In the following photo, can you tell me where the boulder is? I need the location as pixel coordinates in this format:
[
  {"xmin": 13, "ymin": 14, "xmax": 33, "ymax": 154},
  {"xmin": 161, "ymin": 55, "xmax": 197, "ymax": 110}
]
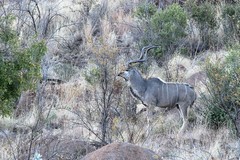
[{"xmin": 82, "ymin": 142, "xmax": 162, "ymax": 160}]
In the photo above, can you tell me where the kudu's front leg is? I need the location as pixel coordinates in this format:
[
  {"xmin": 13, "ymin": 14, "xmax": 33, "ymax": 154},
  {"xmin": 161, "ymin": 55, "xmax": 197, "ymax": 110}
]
[{"xmin": 147, "ymin": 106, "xmax": 155, "ymax": 136}]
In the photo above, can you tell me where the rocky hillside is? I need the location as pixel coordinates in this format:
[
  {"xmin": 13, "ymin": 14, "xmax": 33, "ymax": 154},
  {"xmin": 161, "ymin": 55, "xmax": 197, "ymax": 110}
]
[{"xmin": 0, "ymin": 0, "xmax": 239, "ymax": 159}]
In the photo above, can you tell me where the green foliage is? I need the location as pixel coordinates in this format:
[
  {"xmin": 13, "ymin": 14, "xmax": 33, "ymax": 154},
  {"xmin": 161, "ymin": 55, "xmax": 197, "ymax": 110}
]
[
  {"xmin": 204, "ymin": 104, "xmax": 232, "ymax": 129},
  {"xmin": 134, "ymin": 3, "xmax": 157, "ymax": 19},
  {"xmin": 202, "ymin": 46, "xmax": 240, "ymax": 130},
  {"xmin": 186, "ymin": 1, "xmax": 217, "ymax": 30},
  {"xmin": 222, "ymin": 3, "xmax": 240, "ymax": 44},
  {"xmin": 0, "ymin": 16, "xmax": 46, "ymax": 116},
  {"xmin": 140, "ymin": 4, "xmax": 187, "ymax": 57},
  {"xmin": 84, "ymin": 67, "xmax": 101, "ymax": 85},
  {"xmin": 0, "ymin": 15, "xmax": 17, "ymax": 45},
  {"xmin": 185, "ymin": 1, "xmax": 218, "ymax": 48}
]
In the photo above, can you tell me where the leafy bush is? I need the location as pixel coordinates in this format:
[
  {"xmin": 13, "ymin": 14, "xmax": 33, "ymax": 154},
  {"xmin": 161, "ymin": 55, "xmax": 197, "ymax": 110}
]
[
  {"xmin": 134, "ymin": 3, "xmax": 157, "ymax": 19},
  {"xmin": 187, "ymin": 1, "xmax": 217, "ymax": 30},
  {"xmin": 202, "ymin": 46, "xmax": 240, "ymax": 134},
  {"xmin": 222, "ymin": 3, "xmax": 240, "ymax": 44},
  {"xmin": 204, "ymin": 104, "xmax": 232, "ymax": 130},
  {"xmin": 84, "ymin": 67, "xmax": 101, "ymax": 85},
  {"xmin": 0, "ymin": 15, "xmax": 46, "ymax": 116},
  {"xmin": 150, "ymin": 4, "xmax": 187, "ymax": 57},
  {"xmin": 185, "ymin": 1, "xmax": 218, "ymax": 49}
]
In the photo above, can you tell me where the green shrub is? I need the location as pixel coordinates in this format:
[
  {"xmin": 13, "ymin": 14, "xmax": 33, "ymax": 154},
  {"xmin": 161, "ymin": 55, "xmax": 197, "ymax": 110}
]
[
  {"xmin": 135, "ymin": 3, "xmax": 188, "ymax": 59},
  {"xmin": 135, "ymin": 3, "xmax": 157, "ymax": 19},
  {"xmin": 204, "ymin": 104, "xmax": 233, "ymax": 129},
  {"xmin": 0, "ymin": 15, "xmax": 46, "ymax": 116},
  {"xmin": 150, "ymin": 4, "xmax": 187, "ymax": 57},
  {"xmin": 222, "ymin": 3, "xmax": 240, "ymax": 44},
  {"xmin": 202, "ymin": 46, "xmax": 240, "ymax": 132},
  {"xmin": 187, "ymin": 1, "xmax": 217, "ymax": 29},
  {"xmin": 84, "ymin": 67, "xmax": 101, "ymax": 85},
  {"xmin": 185, "ymin": 1, "xmax": 218, "ymax": 48}
]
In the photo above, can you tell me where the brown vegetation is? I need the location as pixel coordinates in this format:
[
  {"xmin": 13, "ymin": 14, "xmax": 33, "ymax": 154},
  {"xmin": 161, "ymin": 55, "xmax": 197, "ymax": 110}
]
[{"xmin": 0, "ymin": 0, "xmax": 239, "ymax": 159}]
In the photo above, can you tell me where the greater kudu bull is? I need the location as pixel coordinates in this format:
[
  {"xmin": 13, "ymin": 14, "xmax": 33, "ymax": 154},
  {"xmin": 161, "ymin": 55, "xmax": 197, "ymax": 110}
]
[{"xmin": 118, "ymin": 46, "xmax": 197, "ymax": 134}]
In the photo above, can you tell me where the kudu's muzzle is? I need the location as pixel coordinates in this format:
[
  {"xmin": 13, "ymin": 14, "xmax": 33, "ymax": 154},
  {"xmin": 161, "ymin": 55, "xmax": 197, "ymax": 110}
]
[
  {"xmin": 118, "ymin": 72, "xmax": 124, "ymax": 77},
  {"xmin": 118, "ymin": 71, "xmax": 128, "ymax": 81}
]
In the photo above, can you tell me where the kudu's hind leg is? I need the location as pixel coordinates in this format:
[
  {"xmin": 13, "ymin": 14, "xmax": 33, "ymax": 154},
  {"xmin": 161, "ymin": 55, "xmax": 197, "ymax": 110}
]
[{"xmin": 177, "ymin": 102, "xmax": 189, "ymax": 135}]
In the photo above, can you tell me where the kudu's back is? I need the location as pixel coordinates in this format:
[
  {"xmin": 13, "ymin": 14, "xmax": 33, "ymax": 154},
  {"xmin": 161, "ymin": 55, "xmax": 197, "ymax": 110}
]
[{"xmin": 143, "ymin": 78, "xmax": 197, "ymax": 109}]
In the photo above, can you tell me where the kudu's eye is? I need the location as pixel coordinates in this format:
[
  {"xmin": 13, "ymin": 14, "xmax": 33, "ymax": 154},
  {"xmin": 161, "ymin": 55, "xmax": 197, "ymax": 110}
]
[{"xmin": 126, "ymin": 67, "xmax": 133, "ymax": 72}]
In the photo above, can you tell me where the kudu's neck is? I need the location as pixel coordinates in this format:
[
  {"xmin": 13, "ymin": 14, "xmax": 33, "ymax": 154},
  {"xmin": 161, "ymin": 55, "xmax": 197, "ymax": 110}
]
[{"xmin": 129, "ymin": 70, "xmax": 146, "ymax": 94}]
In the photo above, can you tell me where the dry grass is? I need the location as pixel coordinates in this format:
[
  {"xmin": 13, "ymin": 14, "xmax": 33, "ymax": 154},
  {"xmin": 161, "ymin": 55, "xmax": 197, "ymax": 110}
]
[
  {"xmin": 140, "ymin": 121, "xmax": 237, "ymax": 160},
  {"xmin": 0, "ymin": 0, "xmax": 239, "ymax": 159}
]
